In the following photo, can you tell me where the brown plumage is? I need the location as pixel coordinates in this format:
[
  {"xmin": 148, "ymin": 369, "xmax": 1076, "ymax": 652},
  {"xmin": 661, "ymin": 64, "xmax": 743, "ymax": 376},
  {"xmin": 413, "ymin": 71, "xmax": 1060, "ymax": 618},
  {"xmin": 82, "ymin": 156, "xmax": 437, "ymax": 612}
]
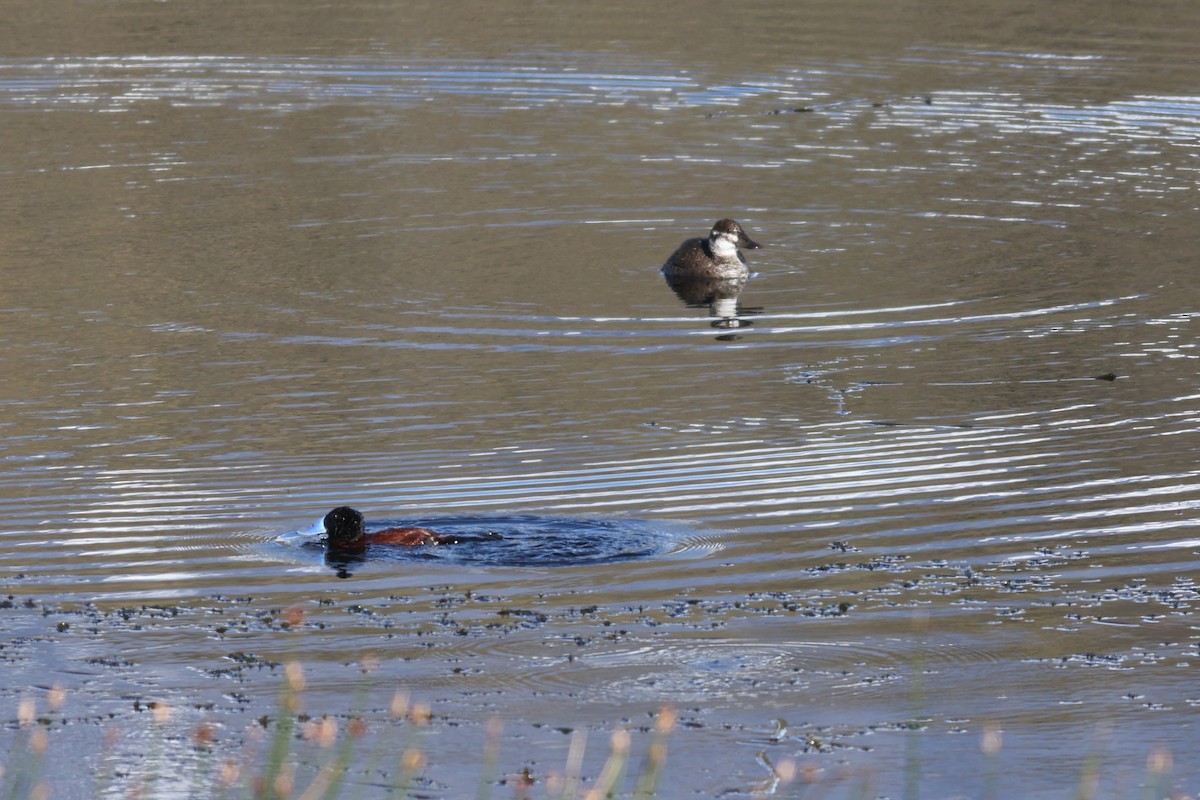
[{"xmin": 661, "ymin": 219, "xmax": 762, "ymax": 281}]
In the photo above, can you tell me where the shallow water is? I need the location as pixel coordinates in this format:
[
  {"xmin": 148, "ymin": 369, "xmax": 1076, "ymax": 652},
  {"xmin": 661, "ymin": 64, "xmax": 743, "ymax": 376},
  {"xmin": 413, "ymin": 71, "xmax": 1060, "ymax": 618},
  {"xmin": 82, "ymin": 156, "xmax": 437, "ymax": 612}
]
[{"xmin": 3, "ymin": 0, "xmax": 1200, "ymax": 797}]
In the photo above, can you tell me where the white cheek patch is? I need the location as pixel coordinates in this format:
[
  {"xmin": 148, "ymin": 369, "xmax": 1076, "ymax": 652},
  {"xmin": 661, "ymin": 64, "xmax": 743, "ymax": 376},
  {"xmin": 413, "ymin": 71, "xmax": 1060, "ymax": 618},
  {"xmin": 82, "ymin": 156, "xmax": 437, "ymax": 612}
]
[{"xmin": 711, "ymin": 235, "xmax": 739, "ymax": 256}]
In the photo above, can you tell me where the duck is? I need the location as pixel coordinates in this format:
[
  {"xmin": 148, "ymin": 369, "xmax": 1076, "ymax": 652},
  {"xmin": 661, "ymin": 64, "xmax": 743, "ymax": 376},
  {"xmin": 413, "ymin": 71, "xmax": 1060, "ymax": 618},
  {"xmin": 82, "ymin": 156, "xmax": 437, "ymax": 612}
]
[
  {"xmin": 661, "ymin": 219, "xmax": 762, "ymax": 281},
  {"xmin": 322, "ymin": 506, "xmax": 450, "ymax": 553}
]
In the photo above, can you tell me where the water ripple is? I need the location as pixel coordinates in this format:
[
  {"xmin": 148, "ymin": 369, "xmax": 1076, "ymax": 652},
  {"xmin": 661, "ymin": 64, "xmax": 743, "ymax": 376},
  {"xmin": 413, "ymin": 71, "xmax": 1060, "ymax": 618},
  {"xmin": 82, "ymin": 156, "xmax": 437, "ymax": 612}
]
[
  {"xmin": 0, "ymin": 55, "xmax": 743, "ymax": 112},
  {"xmin": 0, "ymin": 411, "xmax": 1195, "ymax": 603}
]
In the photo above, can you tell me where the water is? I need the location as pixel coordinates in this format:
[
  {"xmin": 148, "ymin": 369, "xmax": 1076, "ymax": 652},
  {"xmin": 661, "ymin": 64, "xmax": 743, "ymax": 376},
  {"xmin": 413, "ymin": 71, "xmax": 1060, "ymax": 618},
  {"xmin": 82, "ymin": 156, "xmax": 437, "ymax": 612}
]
[{"xmin": 2, "ymin": 1, "xmax": 1200, "ymax": 797}]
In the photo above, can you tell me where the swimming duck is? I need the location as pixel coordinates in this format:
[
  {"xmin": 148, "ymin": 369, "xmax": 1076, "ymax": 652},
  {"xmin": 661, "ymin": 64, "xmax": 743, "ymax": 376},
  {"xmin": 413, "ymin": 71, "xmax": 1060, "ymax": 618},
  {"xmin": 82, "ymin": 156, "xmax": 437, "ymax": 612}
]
[
  {"xmin": 322, "ymin": 506, "xmax": 449, "ymax": 553},
  {"xmin": 661, "ymin": 219, "xmax": 762, "ymax": 281}
]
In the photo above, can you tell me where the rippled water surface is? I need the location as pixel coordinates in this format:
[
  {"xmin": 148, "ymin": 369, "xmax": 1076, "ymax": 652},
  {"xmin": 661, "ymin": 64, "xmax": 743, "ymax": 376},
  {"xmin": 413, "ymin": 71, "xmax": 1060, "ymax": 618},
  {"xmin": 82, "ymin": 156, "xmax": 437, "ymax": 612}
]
[{"xmin": 3, "ymin": 1, "xmax": 1200, "ymax": 797}]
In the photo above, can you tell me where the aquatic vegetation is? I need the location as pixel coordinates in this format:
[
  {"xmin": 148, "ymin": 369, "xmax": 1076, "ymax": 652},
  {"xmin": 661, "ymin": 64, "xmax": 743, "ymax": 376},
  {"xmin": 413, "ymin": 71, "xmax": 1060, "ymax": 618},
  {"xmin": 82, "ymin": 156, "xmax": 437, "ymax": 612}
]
[
  {"xmin": 1, "ymin": 597, "xmax": 1189, "ymax": 800},
  {"xmin": 1, "ymin": 675, "xmax": 1186, "ymax": 799},
  {"xmin": 1, "ymin": 669, "xmax": 677, "ymax": 800}
]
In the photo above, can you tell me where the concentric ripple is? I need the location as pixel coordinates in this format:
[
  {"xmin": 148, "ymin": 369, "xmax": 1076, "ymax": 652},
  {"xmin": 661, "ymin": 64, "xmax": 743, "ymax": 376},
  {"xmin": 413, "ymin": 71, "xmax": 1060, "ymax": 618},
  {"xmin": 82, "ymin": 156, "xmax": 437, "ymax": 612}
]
[{"xmin": 276, "ymin": 513, "xmax": 701, "ymax": 569}]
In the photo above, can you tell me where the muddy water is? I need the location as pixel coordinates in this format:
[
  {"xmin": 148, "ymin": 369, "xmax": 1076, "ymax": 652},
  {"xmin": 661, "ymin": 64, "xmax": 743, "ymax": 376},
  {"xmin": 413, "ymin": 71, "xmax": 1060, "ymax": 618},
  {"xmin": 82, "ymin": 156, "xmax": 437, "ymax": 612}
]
[{"xmin": 3, "ymin": 0, "xmax": 1200, "ymax": 797}]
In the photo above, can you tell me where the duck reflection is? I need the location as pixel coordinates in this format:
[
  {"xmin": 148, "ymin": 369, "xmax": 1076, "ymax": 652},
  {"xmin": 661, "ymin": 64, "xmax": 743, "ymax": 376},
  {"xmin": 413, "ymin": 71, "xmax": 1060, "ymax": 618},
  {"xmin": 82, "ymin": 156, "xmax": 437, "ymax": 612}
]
[
  {"xmin": 662, "ymin": 273, "xmax": 759, "ymax": 330},
  {"xmin": 324, "ymin": 549, "xmax": 366, "ymax": 579}
]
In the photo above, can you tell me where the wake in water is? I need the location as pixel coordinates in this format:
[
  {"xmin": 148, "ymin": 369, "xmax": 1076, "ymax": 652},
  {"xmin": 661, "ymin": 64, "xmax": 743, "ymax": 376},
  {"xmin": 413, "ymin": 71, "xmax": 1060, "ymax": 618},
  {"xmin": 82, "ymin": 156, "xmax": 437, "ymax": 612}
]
[{"xmin": 277, "ymin": 513, "xmax": 701, "ymax": 574}]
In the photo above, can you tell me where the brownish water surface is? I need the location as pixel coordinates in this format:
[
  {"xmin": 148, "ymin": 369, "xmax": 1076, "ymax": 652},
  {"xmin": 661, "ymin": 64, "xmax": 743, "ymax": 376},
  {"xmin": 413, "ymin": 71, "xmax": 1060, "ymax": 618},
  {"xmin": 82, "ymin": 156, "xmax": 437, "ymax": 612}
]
[{"xmin": 3, "ymin": 1, "xmax": 1200, "ymax": 797}]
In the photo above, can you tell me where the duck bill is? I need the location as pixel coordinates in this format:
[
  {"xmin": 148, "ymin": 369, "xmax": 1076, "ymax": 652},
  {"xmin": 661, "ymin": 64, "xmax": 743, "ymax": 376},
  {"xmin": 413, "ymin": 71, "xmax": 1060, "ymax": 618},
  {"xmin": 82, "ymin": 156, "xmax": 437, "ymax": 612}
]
[{"xmin": 738, "ymin": 232, "xmax": 762, "ymax": 250}]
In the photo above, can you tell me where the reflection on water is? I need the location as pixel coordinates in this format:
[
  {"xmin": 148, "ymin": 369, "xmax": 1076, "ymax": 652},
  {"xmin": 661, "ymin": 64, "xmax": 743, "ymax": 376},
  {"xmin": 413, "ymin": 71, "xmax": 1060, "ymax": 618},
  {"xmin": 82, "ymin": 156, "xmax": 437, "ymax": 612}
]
[
  {"xmin": 662, "ymin": 273, "xmax": 760, "ymax": 332},
  {"xmin": 2, "ymin": 0, "xmax": 1200, "ymax": 796}
]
